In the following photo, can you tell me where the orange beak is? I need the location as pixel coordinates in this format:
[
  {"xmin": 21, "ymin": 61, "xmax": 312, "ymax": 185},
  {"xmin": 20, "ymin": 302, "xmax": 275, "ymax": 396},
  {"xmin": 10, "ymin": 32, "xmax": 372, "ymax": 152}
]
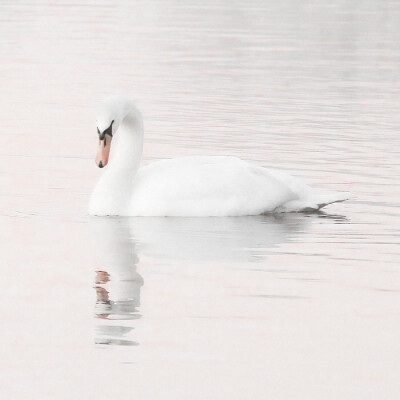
[{"xmin": 95, "ymin": 134, "xmax": 112, "ymax": 168}]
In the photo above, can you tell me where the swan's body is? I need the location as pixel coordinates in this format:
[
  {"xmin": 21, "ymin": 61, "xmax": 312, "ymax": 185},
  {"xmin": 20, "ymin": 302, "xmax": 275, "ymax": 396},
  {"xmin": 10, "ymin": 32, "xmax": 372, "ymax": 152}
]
[{"xmin": 89, "ymin": 96, "xmax": 349, "ymax": 217}]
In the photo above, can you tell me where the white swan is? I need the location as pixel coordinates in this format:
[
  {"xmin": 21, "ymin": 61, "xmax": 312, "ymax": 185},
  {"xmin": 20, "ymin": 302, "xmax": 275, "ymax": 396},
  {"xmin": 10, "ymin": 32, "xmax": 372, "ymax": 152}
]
[{"xmin": 89, "ymin": 96, "xmax": 350, "ymax": 216}]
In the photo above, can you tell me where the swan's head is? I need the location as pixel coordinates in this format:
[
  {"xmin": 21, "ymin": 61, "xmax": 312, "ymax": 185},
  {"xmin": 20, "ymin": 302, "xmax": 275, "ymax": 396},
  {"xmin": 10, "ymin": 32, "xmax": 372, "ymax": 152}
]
[{"xmin": 95, "ymin": 95, "xmax": 134, "ymax": 168}]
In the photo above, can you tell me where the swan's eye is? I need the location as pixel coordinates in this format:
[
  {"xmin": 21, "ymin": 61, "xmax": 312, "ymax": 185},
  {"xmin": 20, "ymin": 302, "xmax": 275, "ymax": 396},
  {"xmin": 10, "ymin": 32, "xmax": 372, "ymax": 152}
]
[{"xmin": 98, "ymin": 129, "xmax": 105, "ymax": 141}]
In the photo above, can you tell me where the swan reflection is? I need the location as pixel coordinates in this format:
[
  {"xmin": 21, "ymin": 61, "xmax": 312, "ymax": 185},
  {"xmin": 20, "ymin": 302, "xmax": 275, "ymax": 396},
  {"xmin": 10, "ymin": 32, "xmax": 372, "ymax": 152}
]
[
  {"xmin": 128, "ymin": 214, "xmax": 311, "ymax": 263},
  {"xmin": 91, "ymin": 214, "xmax": 312, "ymax": 346},
  {"xmin": 91, "ymin": 217, "xmax": 143, "ymax": 346}
]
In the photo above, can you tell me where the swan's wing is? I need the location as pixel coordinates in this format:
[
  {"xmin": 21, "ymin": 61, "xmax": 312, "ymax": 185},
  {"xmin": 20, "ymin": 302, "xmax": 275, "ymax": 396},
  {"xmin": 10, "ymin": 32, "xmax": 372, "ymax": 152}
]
[{"xmin": 129, "ymin": 156, "xmax": 297, "ymax": 216}]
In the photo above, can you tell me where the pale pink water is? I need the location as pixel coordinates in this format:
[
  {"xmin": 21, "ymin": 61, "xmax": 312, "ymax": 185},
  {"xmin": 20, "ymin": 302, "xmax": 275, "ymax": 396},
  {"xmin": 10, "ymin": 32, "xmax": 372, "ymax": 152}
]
[{"xmin": 0, "ymin": 1, "xmax": 399, "ymax": 399}]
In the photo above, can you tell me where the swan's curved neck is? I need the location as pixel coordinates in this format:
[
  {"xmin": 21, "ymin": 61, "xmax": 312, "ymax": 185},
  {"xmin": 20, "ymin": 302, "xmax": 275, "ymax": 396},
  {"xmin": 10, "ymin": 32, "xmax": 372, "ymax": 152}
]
[{"xmin": 109, "ymin": 107, "xmax": 144, "ymax": 175}]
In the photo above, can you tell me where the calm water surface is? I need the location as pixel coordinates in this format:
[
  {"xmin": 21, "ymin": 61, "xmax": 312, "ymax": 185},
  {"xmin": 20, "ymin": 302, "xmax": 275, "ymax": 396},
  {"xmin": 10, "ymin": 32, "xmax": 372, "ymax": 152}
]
[{"xmin": 0, "ymin": 1, "xmax": 399, "ymax": 399}]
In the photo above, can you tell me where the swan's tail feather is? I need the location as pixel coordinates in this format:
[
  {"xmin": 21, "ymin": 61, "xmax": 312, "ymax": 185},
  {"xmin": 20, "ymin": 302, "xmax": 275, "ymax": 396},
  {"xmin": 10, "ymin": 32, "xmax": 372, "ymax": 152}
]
[
  {"xmin": 276, "ymin": 192, "xmax": 351, "ymax": 213},
  {"xmin": 312, "ymin": 192, "xmax": 351, "ymax": 210}
]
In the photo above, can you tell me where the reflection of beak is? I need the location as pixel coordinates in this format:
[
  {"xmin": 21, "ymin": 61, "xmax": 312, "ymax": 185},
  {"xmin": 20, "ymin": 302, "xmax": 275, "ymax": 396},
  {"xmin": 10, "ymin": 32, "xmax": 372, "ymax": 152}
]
[{"xmin": 95, "ymin": 134, "xmax": 112, "ymax": 168}]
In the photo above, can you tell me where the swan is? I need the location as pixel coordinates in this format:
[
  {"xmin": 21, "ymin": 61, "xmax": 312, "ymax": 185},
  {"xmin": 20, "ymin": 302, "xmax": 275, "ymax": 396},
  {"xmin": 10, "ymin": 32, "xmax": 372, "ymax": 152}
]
[{"xmin": 89, "ymin": 96, "xmax": 350, "ymax": 216}]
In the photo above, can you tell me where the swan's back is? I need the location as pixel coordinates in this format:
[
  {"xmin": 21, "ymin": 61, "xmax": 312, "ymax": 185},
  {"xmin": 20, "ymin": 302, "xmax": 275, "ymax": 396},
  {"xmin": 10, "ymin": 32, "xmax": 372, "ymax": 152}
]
[{"xmin": 128, "ymin": 156, "xmax": 297, "ymax": 216}]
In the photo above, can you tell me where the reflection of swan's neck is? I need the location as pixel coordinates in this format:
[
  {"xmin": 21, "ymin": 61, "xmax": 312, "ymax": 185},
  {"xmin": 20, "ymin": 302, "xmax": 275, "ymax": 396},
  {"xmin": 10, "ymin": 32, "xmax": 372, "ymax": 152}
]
[{"xmin": 109, "ymin": 108, "xmax": 144, "ymax": 177}]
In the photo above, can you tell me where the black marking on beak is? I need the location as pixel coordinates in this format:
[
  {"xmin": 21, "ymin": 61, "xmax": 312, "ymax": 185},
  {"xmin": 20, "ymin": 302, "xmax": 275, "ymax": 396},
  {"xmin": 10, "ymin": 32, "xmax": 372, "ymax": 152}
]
[
  {"xmin": 97, "ymin": 120, "xmax": 115, "ymax": 140},
  {"xmin": 98, "ymin": 161, "xmax": 104, "ymax": 168}
]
